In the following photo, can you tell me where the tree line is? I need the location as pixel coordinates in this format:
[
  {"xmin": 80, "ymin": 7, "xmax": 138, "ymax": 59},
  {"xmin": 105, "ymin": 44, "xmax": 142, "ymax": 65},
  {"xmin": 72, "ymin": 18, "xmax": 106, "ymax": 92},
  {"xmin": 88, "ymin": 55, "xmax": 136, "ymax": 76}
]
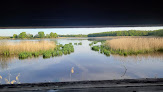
[
  {"xmin": 88, "ymin": 29, "xmax": 163, "ymax": 37},
  {"xmin": 13, "ymin": 32, "xmax": 58, "ymax": 39},
  {"xmin": 59, "ymin": 34, "xmax": 87, "ymax": 37},
  {"xmin": 12, "ymin": 29, "xmax": 163, "ymax": 38}
]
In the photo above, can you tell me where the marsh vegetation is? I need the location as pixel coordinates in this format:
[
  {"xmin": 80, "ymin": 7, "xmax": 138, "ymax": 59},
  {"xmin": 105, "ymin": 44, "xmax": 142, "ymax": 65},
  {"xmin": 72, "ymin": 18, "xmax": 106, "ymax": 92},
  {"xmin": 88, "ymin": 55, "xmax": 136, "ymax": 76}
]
[
  {"xmin": 90, "ymin": 37, "xmax": 163, "ymax": 56},
  {"xmin": 0, "ymin": 38, "xmax": 163, "ymax": 84},
  {"xmin": 0, "ymin": 41, "xmax": 56, "ymax": 55},
  {"xmin": 88, "ymin": 29, "xmax": 163, "ymax": 37},
  {"xmin": 106, "ymin": 37, "xmax": 163, "ymax": 55}
]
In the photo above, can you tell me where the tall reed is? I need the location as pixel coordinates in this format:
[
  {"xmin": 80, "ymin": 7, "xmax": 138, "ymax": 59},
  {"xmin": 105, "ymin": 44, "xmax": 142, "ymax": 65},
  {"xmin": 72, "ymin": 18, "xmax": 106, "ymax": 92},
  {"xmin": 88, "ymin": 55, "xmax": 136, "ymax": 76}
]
[
  {"xmin": 106, "ymin": 37, "xmax": 163, "ymax": 52},
  {"xmin": 0, "ymin": 41, "xmax": 56, "ymax": 55}
]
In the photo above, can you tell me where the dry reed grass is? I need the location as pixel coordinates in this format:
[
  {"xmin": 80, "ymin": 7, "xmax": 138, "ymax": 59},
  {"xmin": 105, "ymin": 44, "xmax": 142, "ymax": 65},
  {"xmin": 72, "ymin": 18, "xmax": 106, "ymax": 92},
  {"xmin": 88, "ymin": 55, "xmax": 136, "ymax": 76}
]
[
  {"xmin": 106, "ymin": 37, "xmax": 163, "ymax": 52},
  {"xmin": 0, "ymin": 41, "xmax": 56, "ymax": 54}
]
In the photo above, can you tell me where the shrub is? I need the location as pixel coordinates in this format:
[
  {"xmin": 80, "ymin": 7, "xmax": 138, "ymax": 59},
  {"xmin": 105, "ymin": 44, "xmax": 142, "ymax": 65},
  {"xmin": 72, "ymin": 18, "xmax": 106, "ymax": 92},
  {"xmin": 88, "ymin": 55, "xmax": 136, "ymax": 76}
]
[
  {"xmin": 92, "ymin": 46, "xmax": 100, "ymax": 51},
  {"xmin": 89, "ymin": 43, "xmax": 93, "ymax": 46},
  {"xmin": 19, "ymin": 52, "xmax": 32, "ymax": 59},
  {"xmin": 63, "ymin": 50, "xmax": 68, "ymax": 55},
  {"xmin": 52, "ymin": 51, "xmax": 58, "ymax": 56},
  {"xmin": 33, "ymin": 52, "xmax": 40, "ymax": 57},
  {"xmin": 58, "ymin": 51, "xmax": 63, "ymax": 56},
  {"xmin": 74, "ymin": 43, "xmax": 77, "ymax": 45},
  {"xmin": 103, "ymin": 49, "xmax": 110, "ymax": 56},
  {"xmin": 78, "ymin": 42, "xmax": 82, "ymax": 45},
  {"xmin": 43, "ymin": 51, "xmax": 52, "ymax": 58},
  {"xmin": 93, "ymin": 41, "xmax": 98, "ymax": 44}
]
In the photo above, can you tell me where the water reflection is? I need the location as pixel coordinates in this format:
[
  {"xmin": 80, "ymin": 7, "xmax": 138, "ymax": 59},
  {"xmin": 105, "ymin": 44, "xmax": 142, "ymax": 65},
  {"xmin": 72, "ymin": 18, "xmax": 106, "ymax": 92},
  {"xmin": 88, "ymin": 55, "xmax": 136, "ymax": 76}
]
[
  {"xmin": 0, "ymin": 38, "xmax": 163, "ymax": 84},
  {"xmin": 0, "ymin": 55, "xmax": 17, "ymax": 70},
  {"xmin": 113, "ymin": 52, "xmax": 163, "ymax": 62}
]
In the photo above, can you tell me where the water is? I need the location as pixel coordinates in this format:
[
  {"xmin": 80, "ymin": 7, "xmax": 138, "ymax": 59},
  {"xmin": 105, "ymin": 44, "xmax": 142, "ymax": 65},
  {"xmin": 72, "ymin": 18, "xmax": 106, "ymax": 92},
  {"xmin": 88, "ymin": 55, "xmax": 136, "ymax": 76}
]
[{"xmin": 0, "ymin": 38, "xmax": 163, "ymax": 84}]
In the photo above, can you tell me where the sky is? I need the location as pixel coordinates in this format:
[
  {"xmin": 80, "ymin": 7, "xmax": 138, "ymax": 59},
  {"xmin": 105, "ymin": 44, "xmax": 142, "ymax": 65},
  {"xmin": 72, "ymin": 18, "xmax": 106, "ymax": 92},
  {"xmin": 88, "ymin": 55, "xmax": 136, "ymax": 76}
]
[{"xmin": 0, "ymin": 26, "xmax": 163, "ymax": 36}]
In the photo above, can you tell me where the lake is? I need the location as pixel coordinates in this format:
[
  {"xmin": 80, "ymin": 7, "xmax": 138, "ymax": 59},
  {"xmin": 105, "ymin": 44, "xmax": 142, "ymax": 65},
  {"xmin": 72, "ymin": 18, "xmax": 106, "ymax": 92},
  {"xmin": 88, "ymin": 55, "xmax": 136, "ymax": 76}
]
[{"xmin": 0, "ymin": 38, "xmax": 163, "ymax": 84}]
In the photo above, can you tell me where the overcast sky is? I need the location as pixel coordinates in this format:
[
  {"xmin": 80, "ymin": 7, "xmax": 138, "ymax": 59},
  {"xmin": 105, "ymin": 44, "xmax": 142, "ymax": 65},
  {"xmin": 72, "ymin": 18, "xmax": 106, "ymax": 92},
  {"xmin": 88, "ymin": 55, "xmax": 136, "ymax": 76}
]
[{"xmin": 0, "ymin": 26, "xmax": 163, "ymax": 36}]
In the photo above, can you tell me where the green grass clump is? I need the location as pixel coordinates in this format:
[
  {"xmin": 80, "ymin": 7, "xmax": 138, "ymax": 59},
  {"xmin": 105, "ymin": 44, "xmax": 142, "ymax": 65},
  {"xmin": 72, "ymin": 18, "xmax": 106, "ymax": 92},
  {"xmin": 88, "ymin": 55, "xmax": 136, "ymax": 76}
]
[
  {"xmin": 17, "ymin": 43, "xmax": 75, "ymax": 59},
  {"xmin": 69, "ymin": 43, "xmax": 72, "ymax": 45},
  {"xmin": 19, "ymin": 52, "xmax": 32, "ymax": 59},
  {"xmin": 3, "ymin": 51, "xmax": 10, "ymax": 56},
  {"xmin": 89, "ymin": 43, "xmax": 93, "ymax": 46},
  {"xmin": 43, "ymin": 51, "xmax": 52, "ymax": 58},
  {"xmin": 91, "ymin": 45, "xmax": 110, "ymax": 56},
  {"xmin": 93, "ymin": 41, "xmax": 98, "ymax": 44},
  {"xmin": 63, "ymin": 50, "xmax": 68, "ymax": 55},
  {"xmin": 59, "ymin": 44, "xmax": 63, "ymax": 47},
  {"xmin": 103, "ymin": 49, "xmax": 110, "ymax": 56},
  {"xmin": 74, "ymin": 43, "xmax": 77, "ymax": 45},
  {"xmin": 33, "ymin": 52, "xmax": 40, "ymax": 57},
  {"xmin": 78, "ymin": 42, "xmax": 82, "ymax": 45},
  {"xmin": 123, "ymin": 52, "xmax": 128, "ymax": 56},
  {"xmin": 61, "ymin": 43, "xmax": 74, "ymax": 55},
  {"xmin": 52, "ymin": 43, "xmax": 75, "ymax": 56},
  {"xmin": 92, "ymin": 46, "xmax": 100, "ymax": 51},
  {"xmin": 52, "ymin": 51, "xmax": 58, "ymax": 57},
  {"xmin": 71, "ymin": 48, "xmax": 74, "ymax": 52},
  {"xmin": 89, "ymin": 41, "xmax": 101, "ymax": 46},
  {"xmin": 38, "ymin": 50, "xmax": 45, "ymax": 55},
  {"xmin": 58, "ymin": 51, "xmax": 63, "ymax": 56}
]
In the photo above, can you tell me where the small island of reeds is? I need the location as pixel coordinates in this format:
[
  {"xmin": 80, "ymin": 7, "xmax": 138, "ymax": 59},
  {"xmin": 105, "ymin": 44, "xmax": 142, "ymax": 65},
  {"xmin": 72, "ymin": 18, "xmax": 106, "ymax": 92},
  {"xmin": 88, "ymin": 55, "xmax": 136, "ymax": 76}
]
[
  {"xmin": 0, "ymin": 41, "xmax": 75, "ymax": 59},
  {"xmin": 91, "ymin": 37, "xmax": 163, "ymax": 56}
]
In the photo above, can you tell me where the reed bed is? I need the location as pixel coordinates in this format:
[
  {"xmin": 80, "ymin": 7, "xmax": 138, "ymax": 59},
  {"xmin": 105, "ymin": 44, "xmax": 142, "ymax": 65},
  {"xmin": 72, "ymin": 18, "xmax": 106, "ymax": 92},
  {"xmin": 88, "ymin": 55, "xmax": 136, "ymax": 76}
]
[
  {"xmin": 0, "ymin": 41, "xmax": 56, "ymax": 55},
  {"xmin": 106, "ymin": 37, "xmax": 163, "ymax": 53}
]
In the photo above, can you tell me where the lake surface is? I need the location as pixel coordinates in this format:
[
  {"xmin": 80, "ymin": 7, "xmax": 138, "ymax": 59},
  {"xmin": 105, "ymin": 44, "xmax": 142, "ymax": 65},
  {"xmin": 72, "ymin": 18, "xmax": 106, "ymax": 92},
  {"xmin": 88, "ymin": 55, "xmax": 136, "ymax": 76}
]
[{"xmin": 0, "ymin": 38, "xmax": 163, "ymax": 84}]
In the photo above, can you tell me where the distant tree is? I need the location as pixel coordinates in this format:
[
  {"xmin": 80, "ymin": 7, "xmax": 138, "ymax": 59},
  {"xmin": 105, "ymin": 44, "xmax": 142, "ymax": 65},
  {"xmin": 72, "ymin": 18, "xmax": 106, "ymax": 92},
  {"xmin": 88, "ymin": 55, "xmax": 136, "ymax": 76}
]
[
  {"xmin": 38, "ymin": 31, "xmax": 45, "ymax": 38},
  {"xmin": 46, "ymin": 34, "xmax": 50, "ymax": 38},
  {"xmin": 154, "ymin": 29, "xmax": 163, "ymax": 36},
  {"xmin": 27, "ymin": 34, "xmax": 33, "ymax": 38},
  {"xmin": 13, "ymin": 34, "xmax": 17, "ymax": 38},
  {"xmin": 19, "ymin": 32, "xmax": 27, "ymax": 39},
  {"xmin": 50, "ymin": 32, "xmax": 58, "ymax": 38}
]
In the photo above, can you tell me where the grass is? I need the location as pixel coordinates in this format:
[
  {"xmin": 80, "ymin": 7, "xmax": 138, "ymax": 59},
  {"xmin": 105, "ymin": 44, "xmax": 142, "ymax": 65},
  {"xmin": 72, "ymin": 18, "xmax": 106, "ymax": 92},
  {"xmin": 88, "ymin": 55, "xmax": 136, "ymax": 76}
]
[
  {"xmin": 90, "ymin": 41, "xmax": 111, "ymax": 56},
  {"xmin": 43, "ymin": 43, "xmax": 74, "ymax": 58},
  {"xmin": 62, "ymin": 43, "xmax": 74, "ymax": 54},
  {"xmin": 0, "ymin": 41, "xmax": 56, "ymax": 55},
  {"xmin": 93, "ymin": 41, "xmax": 98, "ymax": 44},
  {"xmin": 92, "ymin": 46, "xmax": 100, "ymax": 51},
  {"xmin": 33, "ymin": 52, "xmax": 40, "ymax": 57},
  {"xmin": 89, "ymin": 41, "xmax": 98, "ymax": 46},
  {"xmin": 74, "ymin": 43, "xmax": 77, "ymax": 45},
  {"xmin": 105, "ymin": 37, "xmax": 163, "ymax": 55},
  {"xmin": 43, "ymin": 51, "xmax": 52, "ymax": 58},
  {"xmin": 0, "ymin": 41, "xmax": 57, "ymax": 59},
  {"xmin": 19, "ymin": 52, "xmax": 32, "ymax": 59},
  {"xmin": 91, "ymin": 45, "xmax": 110, "ymax": 56},
  {"xmin": 90, "ymin": 37, "xmax": 163, "ymax": 56},
  {"xmin": 78, "ymin": 42, "xmax": 82, "ymax": 45}
]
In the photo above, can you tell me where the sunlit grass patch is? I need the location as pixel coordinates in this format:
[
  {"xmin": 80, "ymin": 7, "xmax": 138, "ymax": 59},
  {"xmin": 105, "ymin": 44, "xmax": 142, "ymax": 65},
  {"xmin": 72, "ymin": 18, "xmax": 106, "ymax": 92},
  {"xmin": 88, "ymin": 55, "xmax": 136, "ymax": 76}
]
[
  {"xmin": 0, "ymin": 41, "xmax": 56, "ymax": 55},
  {"xmin": 105, "ymin": 37, "xmax": 163, "ymax": 55}
]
